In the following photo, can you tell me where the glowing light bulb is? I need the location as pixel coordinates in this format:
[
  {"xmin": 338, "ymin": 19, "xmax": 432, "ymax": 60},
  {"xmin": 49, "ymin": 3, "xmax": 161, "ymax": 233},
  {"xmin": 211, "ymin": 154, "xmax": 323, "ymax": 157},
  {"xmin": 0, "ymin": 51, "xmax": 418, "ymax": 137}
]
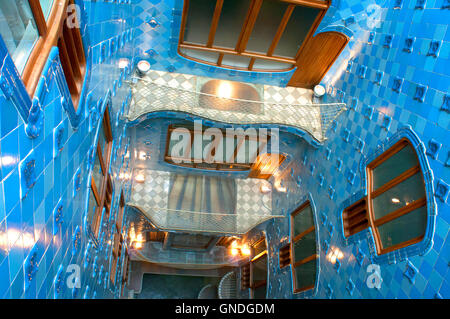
[
  {"xmin": 217, "ymin": 81, "xmax": 233, "ymax": 99},
  {"xmin": 260, "ymin": 184, "xmax": 272, "ymax": 194},
  {"xmin": 231, "ymin": 248, "xmax": 239, "ymax": 256},
  {"xmin": 135, "ymin": 173, "xmax": 145, "ymax": 183},
  {"xmin": 391, "ymin": 198, "xmax": 400, "ymax": 204},
  {"xmin": 118, "ymin": 58, "xmax": 130, "ymax": 69},
  {"xmin": 241, "ymin": 244, "xmax": 251, "ymax": 256}
]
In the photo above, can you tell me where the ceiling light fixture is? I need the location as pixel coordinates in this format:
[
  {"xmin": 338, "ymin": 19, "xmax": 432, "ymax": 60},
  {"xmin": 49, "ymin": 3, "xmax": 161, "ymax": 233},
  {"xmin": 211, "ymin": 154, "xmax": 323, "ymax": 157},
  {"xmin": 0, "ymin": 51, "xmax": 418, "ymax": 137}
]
[{"xmin": 217, "ymin": 81, "xmax": 233, "ymax": 99}]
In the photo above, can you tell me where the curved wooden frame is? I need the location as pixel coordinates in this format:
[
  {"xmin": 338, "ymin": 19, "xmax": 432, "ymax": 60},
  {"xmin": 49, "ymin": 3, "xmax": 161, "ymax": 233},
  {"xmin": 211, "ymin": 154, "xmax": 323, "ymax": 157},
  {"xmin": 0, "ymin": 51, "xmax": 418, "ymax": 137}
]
[
  {"xmin": 22, "ymin": 0, "xmax": 86, "ymax": 108},
  {"xmin": 290, "ymin": 201, "xmax": 317, "ymax": 293},
  {"xmin": 366, "ymin": 138, "xmax": 427, "ymax": 255},
  {"xmin": 342, "ymin": 139, "xmax": 428, "ymax": 255},
  {"xmin": 178, "ymin": 0, "xmax": 330, "ymax": 72}
]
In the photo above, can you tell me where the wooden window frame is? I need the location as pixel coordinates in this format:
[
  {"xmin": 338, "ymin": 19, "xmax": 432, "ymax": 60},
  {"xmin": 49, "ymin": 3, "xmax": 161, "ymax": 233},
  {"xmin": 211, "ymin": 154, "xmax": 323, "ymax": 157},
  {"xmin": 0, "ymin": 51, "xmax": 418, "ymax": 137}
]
[
  {"xmin": 290, "ymin": 201, "xmax": 317, "ymax": 293},
  {"xmin": 23, "ymin": 0, "xmax": 86, "ymax": 109},
  {"xmin": 110, "ymin": 230, "xmax": 124, "ymax": 284},
  {"xmin": 366, "ymin": 138, "xmax": 427, "ymax": 255},
  {"xmin": 90, "ymin": 106, "xmax": 114, "ymax": 239},
  {"xmin": 342, "ymin": 139, "xmax": 427, "ymax": 255},
  {"xmin": 279, "ymin": 243, "xmax": 291, "ymax": 268},
  {"xmin": 164, "ymin": 124, "xmax": 269, "ymax": 171},
  {"xmin": 178, "ymin": 0, "xmax": 330, "ymax": 72},
  {"xmin": 121, "ymin": 252, "xmax": 130, "ymax": 296},
  {"xmin": 248, "ymin": 238, "xmax": 268, "ymax": 298},
  {"xmin": 116, "ymin": 191, "xmax": 125, "ymax": 232}
]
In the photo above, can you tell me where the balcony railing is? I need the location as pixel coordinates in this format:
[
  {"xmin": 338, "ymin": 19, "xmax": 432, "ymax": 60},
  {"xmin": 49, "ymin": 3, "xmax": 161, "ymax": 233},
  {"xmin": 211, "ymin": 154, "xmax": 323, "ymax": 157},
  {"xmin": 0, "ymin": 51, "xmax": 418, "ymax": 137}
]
[
  {"xmin": 128, "ymin": 205, "xmax": 283, "ymax": 235},
  {"xmin": 127, "ymin": 72, "xmax": 346, "ymax": 143}
]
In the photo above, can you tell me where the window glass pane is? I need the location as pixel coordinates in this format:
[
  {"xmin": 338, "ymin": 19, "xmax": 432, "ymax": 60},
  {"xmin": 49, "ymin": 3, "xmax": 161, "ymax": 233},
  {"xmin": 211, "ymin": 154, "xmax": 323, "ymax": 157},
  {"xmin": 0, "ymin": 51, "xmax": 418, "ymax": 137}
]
[
  {"xmin": 294, "ymin": 259, "xmax": 316, "ymax": 291},
  {"xmin": 221, "ymin": 54, "xmax": 251, "ymax": 69},
  {"xmin": 246, "ymin": 0, "xmax": 288, "ymax": 54},
  {"xmin": 179, "ymin": 48, "xmax": 219, "ymax": 63},
  {"xmin": 293, "ymin": 205, "xmax": 314, "ymax": 237},
  {"xmin": 293, "ymin": 231, "xmax": 316, "ymax": 263},
  {"xmin": 252, "ymin": 59, "xmax": 293, "ymax": 71},
  {"xmin": 377, "ymin": 206, "xmax": 427, "ymax": 249},
  {"xmin": 39, "ymin": 0, "xmax": 54, "ymax": 20},
  {"xmin": 273, "ymin": 6, "xmax": 320, "ymax": 58},
  {"xmin": 253, "ymin": 284, "xmax": 266, "ymax": 299},
  {"xmin": 87, "ymin": 189, "xmax": 98, "ymax": 226},
  {"xmin": 252, "ymin": 254, "xmax": 267, "ymax": 283},
  {"xmin": 372, "ymin": 173, "xmax": 425, "ymax": 220},
  {"xmin": 92, "ymin": 152, "xmax": 104, "ymax": 190},
  {"xmin": 98, "ymin": 122, "xmax": 107, "ymax": 160},
  {"xmin": 0, "ymin": 1, "xmax": 39, "ymax": 73},
  {"xmin": 214, "ymin": 0, "xmax": 252, "ymax": 48},
  {"xmin": 372, "ymin": 145, "xmax": 418, "ymax": 190},
  {"xmin": 183, "ymin": 0, "xmax": 216, "ymax": 45}
]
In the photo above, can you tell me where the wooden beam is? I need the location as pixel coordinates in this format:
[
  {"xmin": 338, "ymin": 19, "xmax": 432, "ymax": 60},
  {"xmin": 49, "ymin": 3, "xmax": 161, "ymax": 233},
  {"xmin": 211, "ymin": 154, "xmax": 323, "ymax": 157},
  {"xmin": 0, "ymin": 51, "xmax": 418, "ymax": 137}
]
[
  {"xmin": 267, "ymin": 5, "xmax": 295, "ymax": 56},
  {"xmin": 280, "ymin": 0, "xmax": 329, "ymax": 10},
  {"xmin": 236, "ymin": 0, "xmax": 263, "ymax": 52},
  {"xmin": 179, "ymin": 43, "xmax": 296, "ymax": 64},
  {"xmin": 207, "ymin": 0, "xmax": 224, "ymax": 47}
]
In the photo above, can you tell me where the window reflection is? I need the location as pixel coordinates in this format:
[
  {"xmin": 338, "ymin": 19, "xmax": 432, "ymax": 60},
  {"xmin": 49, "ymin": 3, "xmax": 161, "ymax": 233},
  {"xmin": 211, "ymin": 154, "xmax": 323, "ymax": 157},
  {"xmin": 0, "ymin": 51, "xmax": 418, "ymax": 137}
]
[{"xmin": 0, "ymin": 1, "xmax": 39, "ymax": 73}]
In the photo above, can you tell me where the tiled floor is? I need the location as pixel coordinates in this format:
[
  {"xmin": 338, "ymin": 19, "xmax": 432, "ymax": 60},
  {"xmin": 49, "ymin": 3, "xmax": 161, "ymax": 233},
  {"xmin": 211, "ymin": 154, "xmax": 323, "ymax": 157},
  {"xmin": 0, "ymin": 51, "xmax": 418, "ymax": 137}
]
[{"xmin": 135, "ymin": 274, "xmax": 220, "ymax": 299}]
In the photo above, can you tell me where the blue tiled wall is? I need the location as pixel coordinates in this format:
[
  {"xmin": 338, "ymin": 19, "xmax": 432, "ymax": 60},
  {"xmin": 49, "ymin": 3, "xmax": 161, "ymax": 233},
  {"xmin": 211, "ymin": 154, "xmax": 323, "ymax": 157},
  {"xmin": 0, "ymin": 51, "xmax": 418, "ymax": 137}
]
[
  {"xmin": 260, "ymin": 0, "xmax": 450, "ymax": 299},
  {"xmin": 0, "ymin": 0, "xmax": 449, "ymax": 300},
  {"xmin": 0, "ymin": 0, "xmax": 135, "ymax": 298},
  {"xmin": 133, "ymin": 0, "xmax": 295, "ymax": 86}
]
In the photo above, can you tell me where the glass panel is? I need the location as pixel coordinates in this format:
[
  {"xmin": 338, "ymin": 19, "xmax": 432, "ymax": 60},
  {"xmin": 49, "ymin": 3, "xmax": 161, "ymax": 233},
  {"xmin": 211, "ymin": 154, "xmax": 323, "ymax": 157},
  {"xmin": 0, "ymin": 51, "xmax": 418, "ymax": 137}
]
[
  {"xmin": 253, "ymin": 284, "xmax": 266, "ymax": 299},
  {"xmin": 179, "ymin": 48, "xmax": 219, "ymax": 63},
  {"xmin": 252, "ymin": 254, "xmax": 267, "ymax": 283},
  {"xmin": 252, "ymin": 59, "xmax": 293, "ymax": 71},
  {"xmin": 39, "ymin": 0, "xmax": 54, "ymax": 20},
  {"xmin": 294, "ymin": 259, "xmax": 316, "ymax": 291},
  {"xmin": 293, "ymin": 231, "xmax": 316, "ymax": 263},
  {"xmin": 377, "ymin": 206, "xmax": 427, "ymax": 249},
  {"xmin": 372, "ymin": 145, "xmax": 418, "ymax": 190},
  {"xmin": 372, "ymin": 173, "xmax": 425, "ymax": 220},
  {"xmin": 92, "ymin": 152, "xmax": 104, "ymax": 190},
  {"xmin": 246, "ymin": 0, "xmax": 288, "ymax": 54},
  {"xmin": 293, "ymin": 205, "xmax": 314, "ymax": 237},
  {"xmin": 273, "ymin": 6, "xmax": 320, "ymax": 58},
  {"xmin": 86, "ymin": 189, "xmax": 98, "ymax": 225},
  {"xmin": 98, "ymin": 122, "xmax": 107, "ymax": 160},
  {"xmin": 0, "ymin": 1, "xmax": 39, "ymax": 73},
  {"xmin": 221, "ymin": 54, "xmax": 251, "ymax": 69},
  {"xmin": 253, "ymin": 239, "xmax": 267, "ymax": 257},
  {"xmin": 183, "ymin": 0, "xmax": 216, "ymax": 45},
  {"xmin": 214, "ymin": 0, "xmax": 252, "ymax": 48}
]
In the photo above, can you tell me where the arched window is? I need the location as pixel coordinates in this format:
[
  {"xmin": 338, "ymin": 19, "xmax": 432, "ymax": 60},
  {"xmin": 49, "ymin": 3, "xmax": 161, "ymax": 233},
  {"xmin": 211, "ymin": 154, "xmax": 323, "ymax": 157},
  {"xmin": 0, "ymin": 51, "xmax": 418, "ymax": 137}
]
[
  {"xmin": 290, "ymin": 201, "xmax": 317, "ymax": 293},
  {"xmin": 343, "ymin": 139, "xmax": 428, "ymax": 255},
  {"xmin": 0, "ymin": 0, "xmax": 86, "ymax": 107}
]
